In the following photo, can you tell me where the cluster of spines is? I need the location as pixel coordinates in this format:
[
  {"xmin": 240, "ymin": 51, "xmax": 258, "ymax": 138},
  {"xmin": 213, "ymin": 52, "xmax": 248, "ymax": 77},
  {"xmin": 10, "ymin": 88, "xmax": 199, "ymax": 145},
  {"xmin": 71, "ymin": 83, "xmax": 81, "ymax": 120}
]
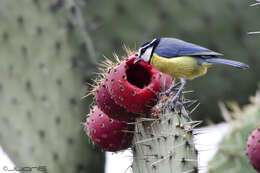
[
  {"xmin": 131, "ymin": 96, "xmax": 199, "ymax": 173},
  {"xmin": 85, "ymin": 49, "xmax": 131, "ymax": 102},
  {"xmin": 88, "ymin": 47, "xmax": 135, "ymax": 94}
]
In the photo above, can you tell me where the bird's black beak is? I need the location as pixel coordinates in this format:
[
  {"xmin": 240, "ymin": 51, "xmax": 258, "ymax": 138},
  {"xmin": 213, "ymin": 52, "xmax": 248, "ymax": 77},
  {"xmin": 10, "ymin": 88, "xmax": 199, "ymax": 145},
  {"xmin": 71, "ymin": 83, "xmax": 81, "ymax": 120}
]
[{"xmin": 134, "ymin": 57, "xmax": 142, "ymax": 64}]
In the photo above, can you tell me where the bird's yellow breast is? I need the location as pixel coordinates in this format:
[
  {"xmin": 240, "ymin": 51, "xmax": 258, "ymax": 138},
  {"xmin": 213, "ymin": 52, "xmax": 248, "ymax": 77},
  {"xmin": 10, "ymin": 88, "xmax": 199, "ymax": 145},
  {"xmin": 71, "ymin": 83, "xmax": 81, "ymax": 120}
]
[{"xmin": 150, "ymin": 54, "xmax": 211, "ymax": 80}]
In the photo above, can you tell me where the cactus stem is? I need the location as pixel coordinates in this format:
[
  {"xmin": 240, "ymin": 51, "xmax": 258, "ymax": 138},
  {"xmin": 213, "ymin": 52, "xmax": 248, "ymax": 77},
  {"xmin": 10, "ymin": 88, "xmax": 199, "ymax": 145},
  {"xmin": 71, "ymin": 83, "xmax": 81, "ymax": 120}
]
[{"xmin": 132, "ymin": 96, "xmax": 198, "ymax": 173}]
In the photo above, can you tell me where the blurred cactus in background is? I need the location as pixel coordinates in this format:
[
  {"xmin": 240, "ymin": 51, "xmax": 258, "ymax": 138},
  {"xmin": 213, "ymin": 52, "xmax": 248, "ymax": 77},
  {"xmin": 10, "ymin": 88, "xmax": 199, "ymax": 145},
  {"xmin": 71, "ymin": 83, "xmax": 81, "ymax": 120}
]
[
  {"xmin": 208, "ymin": 89, "xmax": 260, "ymax": 173},
  {"xmin": 0, "ymin": 0, "xmax": 104, "ymax": 173}
]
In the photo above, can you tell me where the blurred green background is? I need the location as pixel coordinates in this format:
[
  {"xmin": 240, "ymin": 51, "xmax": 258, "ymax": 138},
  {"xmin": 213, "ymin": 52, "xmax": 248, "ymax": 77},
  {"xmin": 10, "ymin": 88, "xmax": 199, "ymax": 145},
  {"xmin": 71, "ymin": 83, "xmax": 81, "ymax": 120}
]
[{"xmin": 0, "ymin": 0, "xmax": 259, "ymax": 172}]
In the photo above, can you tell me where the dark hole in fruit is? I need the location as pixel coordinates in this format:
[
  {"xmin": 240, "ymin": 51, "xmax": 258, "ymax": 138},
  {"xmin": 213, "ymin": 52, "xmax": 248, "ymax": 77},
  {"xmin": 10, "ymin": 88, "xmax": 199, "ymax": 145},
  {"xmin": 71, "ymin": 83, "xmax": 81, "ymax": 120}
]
[{"xmin": 126, "ymin": 62, "xmax": 151, "ymax": 88}]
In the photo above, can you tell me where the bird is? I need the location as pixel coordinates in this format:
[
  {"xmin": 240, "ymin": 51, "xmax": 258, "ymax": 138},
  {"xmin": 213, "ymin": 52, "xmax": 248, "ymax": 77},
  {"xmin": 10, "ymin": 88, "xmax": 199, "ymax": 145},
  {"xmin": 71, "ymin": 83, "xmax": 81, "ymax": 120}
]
[{"xmin": 134, "ymin": 37, "xmax": 249, "ymax": 107}]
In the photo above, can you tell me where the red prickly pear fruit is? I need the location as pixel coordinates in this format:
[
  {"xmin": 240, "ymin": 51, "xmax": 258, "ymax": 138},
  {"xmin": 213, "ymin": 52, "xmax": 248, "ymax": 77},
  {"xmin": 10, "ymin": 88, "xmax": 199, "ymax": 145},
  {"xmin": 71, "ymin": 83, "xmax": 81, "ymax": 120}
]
[
  {"xmin": 246, "ymin": 127, "xmax": 260, "ymax": 172},
  {"xmin": 94, "ymin": 81, "xmax": 137, "ymax": 122},
  {"xmin": 106, "ymin": 55, "xmax": 172, "ymax": 114},
  {"xmin": 84, "ymin": 106, "xmax": 134, "ymax": 152}
]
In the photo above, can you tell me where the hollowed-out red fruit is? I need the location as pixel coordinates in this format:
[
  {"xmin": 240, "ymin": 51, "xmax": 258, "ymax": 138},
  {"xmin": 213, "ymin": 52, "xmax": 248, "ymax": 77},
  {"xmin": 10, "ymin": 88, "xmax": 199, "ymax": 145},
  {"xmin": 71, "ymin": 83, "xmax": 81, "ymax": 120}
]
[
  {"xmin": 84, "ymin": 106, "xmax": 134, "ymax": 152},
  {"xmin": 126, "ymin": 62, "xmax": 151, "ymax": 88},
  {"xmin": 106, "ymin": 55, "xmax": 172, "ymax": 114}
]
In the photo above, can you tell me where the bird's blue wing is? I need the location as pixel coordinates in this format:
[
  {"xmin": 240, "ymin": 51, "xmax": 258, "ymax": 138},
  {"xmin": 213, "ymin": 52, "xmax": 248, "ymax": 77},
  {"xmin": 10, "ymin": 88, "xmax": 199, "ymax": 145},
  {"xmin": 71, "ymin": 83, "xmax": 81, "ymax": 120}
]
[{"xmin": 153, "ymin": 38, "xmax": 223, "ymax": 58}]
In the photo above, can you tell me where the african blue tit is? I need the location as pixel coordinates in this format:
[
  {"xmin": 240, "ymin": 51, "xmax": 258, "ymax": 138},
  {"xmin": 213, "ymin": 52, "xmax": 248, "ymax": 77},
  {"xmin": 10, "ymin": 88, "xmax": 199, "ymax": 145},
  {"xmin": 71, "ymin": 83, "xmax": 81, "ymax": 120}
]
[{"xmin": 134, "ymin": 37, "xmax": 249, "ymax": 105}]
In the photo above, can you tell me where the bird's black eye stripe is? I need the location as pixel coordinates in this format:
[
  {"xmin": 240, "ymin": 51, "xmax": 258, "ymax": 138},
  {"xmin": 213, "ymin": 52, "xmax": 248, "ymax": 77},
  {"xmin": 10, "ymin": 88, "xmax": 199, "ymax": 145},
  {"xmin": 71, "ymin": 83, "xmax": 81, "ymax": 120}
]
[
  {"xmin": 141, "ymin": 48, "xmax": 146, "ymax": 54},
  {"xmin": 139, "ymin": 38, "xmax": 160, "ymax": 57},
  {"xmin": 140, "ymin": 38, "xmax": 160, "ymax": 49},
  {"xmin": 138, "ymin": 47, "xmax": 146, "ymax": 57}
]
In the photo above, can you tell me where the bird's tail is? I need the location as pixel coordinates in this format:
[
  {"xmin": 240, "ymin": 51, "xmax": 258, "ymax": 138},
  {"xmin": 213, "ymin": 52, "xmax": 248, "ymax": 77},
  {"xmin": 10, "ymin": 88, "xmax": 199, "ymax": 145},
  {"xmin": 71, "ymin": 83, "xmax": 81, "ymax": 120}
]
[{"xmin": 205, "ymin": 58, "xmax": 249, "ymax": 69}]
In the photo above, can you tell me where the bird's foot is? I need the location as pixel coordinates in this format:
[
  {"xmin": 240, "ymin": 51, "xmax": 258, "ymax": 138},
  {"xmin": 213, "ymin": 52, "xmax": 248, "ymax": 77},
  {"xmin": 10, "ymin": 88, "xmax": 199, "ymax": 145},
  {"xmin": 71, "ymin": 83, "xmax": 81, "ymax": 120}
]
[
  {"xmin": 159, "ymin": 82, "xmax": 181, "ymax": 97},
  {"xmin": 159, "ymin": 89, "xmax": 178, "ymax": 98},
  {"xmin": 164, "ymin": 94, "xmax": 181, "ymax": 110},
  {"xmin": 164, "ymin": 95, "xmax": 192, "ymax": 120},
  {"xmin": 162, "ymin": 78, "xmax": 187, "ymax": 111}
]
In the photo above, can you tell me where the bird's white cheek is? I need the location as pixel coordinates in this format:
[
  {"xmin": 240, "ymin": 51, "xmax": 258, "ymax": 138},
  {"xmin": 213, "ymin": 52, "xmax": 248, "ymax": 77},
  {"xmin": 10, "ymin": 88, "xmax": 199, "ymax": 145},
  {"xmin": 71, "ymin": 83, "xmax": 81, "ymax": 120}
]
[{"xmin": 142, "ymin": 47, "xmax": 153, "ymax": 62}]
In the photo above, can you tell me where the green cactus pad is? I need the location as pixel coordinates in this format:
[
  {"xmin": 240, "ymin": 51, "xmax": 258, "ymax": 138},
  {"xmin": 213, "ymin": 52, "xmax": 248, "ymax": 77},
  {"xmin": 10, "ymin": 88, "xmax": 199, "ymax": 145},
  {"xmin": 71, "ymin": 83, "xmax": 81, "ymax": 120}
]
[{"xmin": 0, "ymin": 0, "xmax": 104, "ymax": 172}]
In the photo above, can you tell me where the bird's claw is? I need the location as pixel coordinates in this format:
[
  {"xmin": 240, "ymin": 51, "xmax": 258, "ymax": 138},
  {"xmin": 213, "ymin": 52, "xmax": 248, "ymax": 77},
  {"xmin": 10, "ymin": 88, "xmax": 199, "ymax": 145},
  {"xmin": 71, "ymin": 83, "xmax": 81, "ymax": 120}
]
[
  {"xmin": 161, "ymin": 78, "xmax": 187, "ymax": 111},
  {"xmin": 159, "ymin": 88, "xmax": 178, "ymax": 97},
  {"xmin": 159, "ymin": 82, "xmax": 181, "ymax": 97},
  {"xmin": 164, "ymin": 95, "xmax": 181, "ymax": 110}
]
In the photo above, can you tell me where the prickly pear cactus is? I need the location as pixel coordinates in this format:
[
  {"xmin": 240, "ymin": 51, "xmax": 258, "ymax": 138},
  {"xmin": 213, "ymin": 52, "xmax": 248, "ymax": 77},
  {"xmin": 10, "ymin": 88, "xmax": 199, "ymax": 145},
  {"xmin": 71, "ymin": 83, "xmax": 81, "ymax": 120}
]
[
  {"xmin": 0, "ymin": 1, "xmax": 103, "ymax": 173},
  {"xmin": 132, "ymin": 96, "xmax": 198, "ymax": 173},
  {"xmin": 208, "ymin": 90, "xmax": 260, "ymax": 173}
]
